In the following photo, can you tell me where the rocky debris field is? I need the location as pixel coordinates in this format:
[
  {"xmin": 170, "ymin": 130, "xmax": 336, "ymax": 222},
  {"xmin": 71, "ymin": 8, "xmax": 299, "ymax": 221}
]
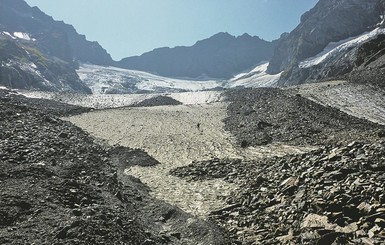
[
  {"xmin": 169, "ymin": 86, "xmax": 385, "ymax": 244},
  {"xmin": 172, "ymin": 140, "xmax": 385, "ymax": 244},
  {"xmin": 224, "ymin": 87, "xmax": 384, "ymax": 147},
  {"xmin": 0, "ymin": 89, "xmax": 230, "ymax": 245},
  {"xmin": 287, "ymin": 80, "xmax": 385, "ymax": 126}
]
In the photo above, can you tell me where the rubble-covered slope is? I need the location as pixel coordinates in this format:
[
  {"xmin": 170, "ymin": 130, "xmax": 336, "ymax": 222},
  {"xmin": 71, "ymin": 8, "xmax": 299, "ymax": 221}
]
[
  {"xmin": 172, "ymin": 141, "xmax": 385, "ymax": 244},
  {"xmin": 0, "ymin": 89, "xmax": 231, "ymax": 245},
  {"xmin": 171, "ymin": 87, "xmax": 385, "ymax": 244},
  {"xmin": 223, "ymin": 88, "xmax": 384, "ymax": 147}
]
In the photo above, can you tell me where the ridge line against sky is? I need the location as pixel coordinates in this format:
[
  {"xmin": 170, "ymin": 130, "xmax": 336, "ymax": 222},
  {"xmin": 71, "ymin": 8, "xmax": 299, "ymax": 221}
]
[{"xmin": 25, "ymin": 0, "xmax": 318, "ymax": 60}]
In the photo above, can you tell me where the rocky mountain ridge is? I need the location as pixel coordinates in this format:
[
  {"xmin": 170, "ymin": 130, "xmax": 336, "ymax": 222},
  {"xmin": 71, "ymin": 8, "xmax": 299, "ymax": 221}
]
[
  {"xmin": 117, "ymin": 32, "xmax": 276, "ymax": 79},
  {"xmin": 268, "ymin": 0, "xmax": 382, "ymax": 74},
  {"xmin": 0, "ymin": 0, "xmax": 112, "ymax": 93},
  {"xmin": 268, "ymin": 0, "xmax": 385, "ymax": 87},
  {"xmin": 0, "ymin": 0, "xmax": 113, "ymax": 65}
]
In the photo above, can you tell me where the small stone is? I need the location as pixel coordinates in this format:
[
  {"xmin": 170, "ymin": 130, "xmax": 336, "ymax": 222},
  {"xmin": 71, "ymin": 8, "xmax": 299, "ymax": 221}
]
[
  {"xmin": 58, "ymin": 132, "xmax": 68, "ymax": 138},
  {"xmin": 375, "ymin": 218, "xmax": 385, "ymax": 228},
  {"xmin": 357, "ymin": 202, "xmax": 373, "ymax": 214},
  {"xmin": 302, "ymin": 214, "xmax": 329, "ymax": 229},
  {"xmin": 170, "ymin": 232, "xmax": 181, "ymax": 240},
  {"xmin": 368, "ymin": 225, "xmax": 381, "ymax": 238},
  {"xmin": 355, "ymin": 230, "xmax": 366, "ymax": 238},
  {"xmin": 72, "ymin": 209, "xmax": 82, "ymax": 216},
  {"xmin": 56, "ymin": 226, "xmax": 71, "ymax": 239}
]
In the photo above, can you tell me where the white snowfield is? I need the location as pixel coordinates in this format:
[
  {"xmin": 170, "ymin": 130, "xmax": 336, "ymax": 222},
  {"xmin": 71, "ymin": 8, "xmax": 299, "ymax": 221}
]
[
  {"xmin": 299, "ymin": 27, "xmax": 385, "ymax": 68},
  {"xmin": 77, "ymin": 64, "xmax": 224, "ymax": 94},
  {"xmin": 225, "ymin": 62, "xmax": 281, "ymax": 88},
  {"xmin": 77, "ymin": 62, "xmax": 281, "ymax": 95}
]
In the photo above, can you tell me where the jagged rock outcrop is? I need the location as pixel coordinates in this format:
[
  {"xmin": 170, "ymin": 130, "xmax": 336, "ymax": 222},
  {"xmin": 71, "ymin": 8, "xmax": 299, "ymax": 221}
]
[
  {"xmin": 267, "ymin": 0, "xmax": 383, "ymax": 75},
  {"xmin": 117, "ymin": 32, "xmax": 276, "ymax": 79}
]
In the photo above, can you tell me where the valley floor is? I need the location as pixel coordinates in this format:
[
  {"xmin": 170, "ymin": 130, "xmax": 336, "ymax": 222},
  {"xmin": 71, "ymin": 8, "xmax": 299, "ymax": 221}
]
[
  {"xmin": 63, "ymin": 81, "xmax": 385, "ymax": 244},
  {"xmin": 4, "ymin": 80, "xmax": 385, "ymax": 244},
  {"xmin": 66, "ymin": 102, "xmax": 312, "ymax": 217}
]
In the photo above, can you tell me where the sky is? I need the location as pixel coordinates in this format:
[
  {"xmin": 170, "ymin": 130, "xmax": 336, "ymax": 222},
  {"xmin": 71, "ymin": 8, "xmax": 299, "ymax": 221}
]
[{"xmin": 24, "ymin": 0, "xmax": 318, "ymax": 60}]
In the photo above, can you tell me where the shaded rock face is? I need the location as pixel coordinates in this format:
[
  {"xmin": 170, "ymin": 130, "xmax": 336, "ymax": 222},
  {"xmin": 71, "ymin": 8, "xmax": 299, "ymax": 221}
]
[
  {"xmin": 277, "ymin": 33, "xmax": 385, "ymax": 87},
  {"xmin": 267, "ymin": 0, "xmax": 382, "ymax": 75},
  {"xmin": 355, "ymin": 34, "xmax": 385, "ymax": 70},
  {"xmin": 0, "ymin": 0, "xmax": 116, "ymax": 92},
  {"xmin": 117, "ymin": 32, "xmax": 276, "ymax": 79},
  {"xmin": 276, "ymin": 45, "xmax": 359, "ymax": 86},
  {"xmin": 0, "ymin": 35, "xmax": 91, "ymax": 93},
  {"xmin": 0, "ymin": 0, "xmax": 113, "ymax": 65}
]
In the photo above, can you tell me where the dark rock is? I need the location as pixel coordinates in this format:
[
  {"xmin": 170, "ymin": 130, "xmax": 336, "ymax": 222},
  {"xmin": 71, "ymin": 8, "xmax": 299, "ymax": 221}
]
[
  {"xmin": 316, "ymin": 232, "xmax": 343, "ymax": 245},
  {"xmin": 131, "ymin": 96, "xmax": 182, "ymax": 107}
]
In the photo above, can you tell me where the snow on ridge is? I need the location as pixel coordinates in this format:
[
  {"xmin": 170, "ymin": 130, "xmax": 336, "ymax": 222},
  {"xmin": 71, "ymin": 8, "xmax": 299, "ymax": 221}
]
[
  {"xmin": 226, "ymin": 62, "xmax": 281, "ymax": 88},
  {"xmin": 299, "ymin": 28, "xmax": 385, "ymax": 68},
  {"xmin": 1, "ymin": 31, "xmax": 16, "ymax": 39},
  {"xmin": 13, "ymin": 32, "xmax": 35, "ymax": 41},
  {"xmin": 1, "ymin": 31, "xmax": 36, "ymax": 41}
]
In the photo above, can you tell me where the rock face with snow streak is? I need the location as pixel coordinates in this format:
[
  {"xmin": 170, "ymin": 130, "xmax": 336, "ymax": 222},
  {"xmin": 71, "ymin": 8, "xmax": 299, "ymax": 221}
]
[
  {"xmin": 277, "ymin": 28, "xmax": 385, "ymax": 86},
  {"xmin": 0, "ymin": 33, "xmax": 91, "ymax": 93},
  {"xmin": 267, "ymin": 0, "xmax": 382, "ymax": 75},
  {"xmin": 0, "ymin": 0, "xmax": 113, "ymax": 93},
  {"xmin": 0, "ymin": 0, "xmax": 113, "ymax": 65}
]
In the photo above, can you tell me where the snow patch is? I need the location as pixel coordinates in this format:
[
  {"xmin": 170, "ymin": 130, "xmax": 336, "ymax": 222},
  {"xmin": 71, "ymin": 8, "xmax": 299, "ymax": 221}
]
[
  {"xmin": 13, "ymin": 32, "xmax": 35, "ymax": 41},
  {"xmin": 299, "ymin": 28, "xmax": 385, "ymax": 68},
  {"xmin": 1, "ymin": 31, "xmax": 16, "ymax": 39},
  {"xmin": 226, "ymin": 63, "xmax": 281, "ymax": 88}
]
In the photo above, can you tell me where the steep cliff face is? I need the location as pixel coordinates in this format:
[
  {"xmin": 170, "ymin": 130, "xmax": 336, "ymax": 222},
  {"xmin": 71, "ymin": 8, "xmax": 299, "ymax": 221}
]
[
  {"xmin": 267, "ymin": 0, "xmax": 382, "ymax": 75},
  {"xmin": 0, "ymin": 0, "xmax": 117, "ymax": 92},
  {"xmin": 0, "ymin": 0, "xmax": 113, "ymax": 65},
  {"xmin": 117, "ymin": 33, "xmax": 276, "ymax": 79}
]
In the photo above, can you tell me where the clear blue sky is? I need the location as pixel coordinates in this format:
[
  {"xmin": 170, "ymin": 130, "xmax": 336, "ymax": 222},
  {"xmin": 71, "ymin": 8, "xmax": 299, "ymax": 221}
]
[{"xmin": 25, "ymin": 0, "xmax": 318, "ymax": 60}]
